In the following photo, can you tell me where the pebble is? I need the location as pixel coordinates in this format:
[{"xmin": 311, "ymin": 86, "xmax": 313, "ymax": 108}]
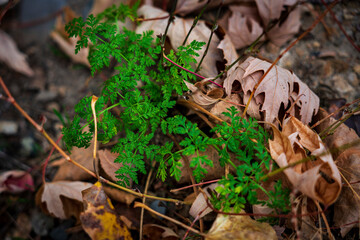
[
  {"xmin": 312, "ymin": 41, "xmax": 321, "ymax": 48},
  {"xmin": 332, "ymin": 74, "xmax": 355, "ymax": 99},
  {"xmin": 348, "ymin": 72, "xmax": 359, "ymax": 87},
  {"xmin": 0, "ymin": 121, "xmax": 18, "ymax": 135},
  {"xmin": 353, "ymin": 64, "xmax": 360, "ymax": 75},
  {"xmin": 35, "ymin": 90, "xmax": 57, "ymax": 102},
  {"xmin": 46, "ymin": 102, "xmax": 60, "ymax": 112}
]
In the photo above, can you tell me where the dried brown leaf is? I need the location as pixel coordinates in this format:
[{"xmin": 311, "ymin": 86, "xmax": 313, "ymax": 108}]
[
  {"xmin": 98, "ymin": 149, "xmax": 133, "ymax": 187},
  {"xmin": 217, "ymin": 34, "xmax": 238, "ymax": 76},
  {"xmin": 36, "ymin": 181, "xmax": 93, "ymax": 219},
  {"xmin": 227, "ymin": 6, "xmax": 264, "ymax": 49},
  {"xmin": 189, "ymin": 183, "xmax": 219, "ymax": 219},
  {"xmin": 0, "ymin": 30, "xmax": 34, "ymax": 77},
  {"xmin": 0, "ymin": 170, "xmax": 34, "ymax": 193},
  {"xmin": 255, "ymin": 0, "xmax": 284, "ymax": 26},
  {"xmin": 269, "ymin": 117, "xmax": 342, "ymax": 205},
  {"xmin": 224, "ymin": 57, "xmax": 319, "ymax": 125},
  {"xmin": 143, "ymin": 224, "xmax": 179, "ymax": 240},
  {"xmin": 206, "ymin": 213, "xmax": 277, "ymax": 240},
  {"xmin": 103, "ymin": 186, "xmax": 137, "ymax": 206}
]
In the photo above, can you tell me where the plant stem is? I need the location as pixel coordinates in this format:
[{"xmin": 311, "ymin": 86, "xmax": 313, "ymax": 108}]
[
  {"xmin": 195, "ymin": 1, "xmax": 223, "ymax": 72},
  {"xmin": 160, "ymin": 0, "xmax": 177, "ymax": 63},
  {"xmin": 181, "ymin": 0, "xmax": 210, "ymax": 46}
]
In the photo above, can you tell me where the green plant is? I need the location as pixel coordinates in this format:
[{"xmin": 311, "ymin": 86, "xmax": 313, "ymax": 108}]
[{"xmin": 63, "ymin": 2, "xmax": 290, "ymax": 213}]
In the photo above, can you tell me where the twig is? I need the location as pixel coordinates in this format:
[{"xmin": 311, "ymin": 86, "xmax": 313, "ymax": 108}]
[
  {"xmin": 160, "ymin": 0, "xmax": 177, "ymax": 63},
  {"xmin": 136, "ymin": 15, "xmax": 169, "ymax": 22},
  {"xmin": 320, "ymin": 0, "xmax": 360, "ymax": 52},
  {"xmin": 134, "ymin": 202, "xmax": 205, "ymax": 237},
  {"xmin": 195, "ymin": 1, "xmax": 223, "ymax": 72},
  {"xmin": 0, "ymin": 76, "xmax": 185, "ymax": 205},
  {"xmin": 42, "ymin": 135, "xmax": 63, "ymax": 184},
  {"xmin": 242, "ymin": 0, "xmax": 339, "ymax": 118},
  {"xmin": 139, "ymin": 161, "xmax": 156, "ymax": 240},
  {"xmin": 181, "ymin": 0, "xmax": 210, "ymax": 46},
  {"xmin": 315, "ymin": 201, "xmax": 334, "ymax": 240},
  {"xmin": 0, "ymin": 0, "xmax": 16, "ymax": 25}
]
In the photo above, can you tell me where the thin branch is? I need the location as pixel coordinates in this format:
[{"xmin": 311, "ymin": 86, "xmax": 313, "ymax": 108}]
[
  {"xmin": 134, "ymin": 202, "xmax": 205, "ymax": 237},
  {"xmin": 242, "ymin": 0, "xmax": 339, "ymax": 118},
  {"xmin": 160, "ymin": 0, "xmax": 177, "ymax": 63}
]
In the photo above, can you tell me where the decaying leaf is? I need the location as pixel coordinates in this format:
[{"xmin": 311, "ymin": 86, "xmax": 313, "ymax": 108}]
[
  {"xmin": 217, "ymin": 34, "xmax": 238, "ymax": 76},
  {"xmin": 98, "ymin": 149, "xmax": 133, "ymax": 187},
  {"xmin": 189, "ymin": 183, "xmax": 219, "ymax": 219},
  {"xmin": 80, "ymin": 181, "xmax": 132, "ymax": 240},
  {"xmin": 226, "ymin": 6, "xmax": 264, "ymax": 49},
  {"xmin": 0, "ymin": 30, "xmax": 34, "ymax": 77},
  {"xmin": 210, "ymin": 94, "xmax": 242, "ymax": 122},
  {"xmin": 315, "ymin": 109, "xmax": 360, "ymax": 236},
  {"xmin": 36, "ymin": 181, "xmax": 93, "ymax": 219},
  {"xmin": 255, "ymin": 0, "xmax": 284, "ymax": 26},
  {"xmin": 51, "ymin": 7, "xmax": 90, "ymax": 67},
  {"xmin": 103, "ymin": 185, "xmax": 137, "ymax": 206},
  {"xmin": 224, "ymin": 57, "xmax": 319, "ymax": 125},
  {"xmin": 205, "ymin": 212, "xmax": 277, "ymax": 240},
  {"xmin": 269, "ymin": 116, "xmax": 342, "ymax": 205},
  {"xmin": 175, "ymin": 0, "xmax": 240, "ymax": 16},
  {"xmin": 184, "ymin": 80, "xmax": 222, "ymax": 108},
  {"xmin": 0, "ymin": 170, "xmax": 34, "ymax": 193},
  {"xmin": 136, "ymin": 5, "xmax": 222, "ymax": 77},
  {"xmin": 142, "ymin": 224, "xmax": 179, "ymax": 240}
]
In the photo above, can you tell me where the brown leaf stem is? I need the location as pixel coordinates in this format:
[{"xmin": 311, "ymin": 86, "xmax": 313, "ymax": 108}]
[{"xmin": 242, "ymin": 0, "xmax": 339, "ymax": 119}]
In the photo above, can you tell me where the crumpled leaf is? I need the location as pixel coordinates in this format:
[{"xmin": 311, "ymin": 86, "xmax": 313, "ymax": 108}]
[
  {"xmin": 36, "ymin": 181, "xmax": 93, "ymax": 219},
  {"xmin": 142, "ymin": 224, "xmax": 179, "ymax": 240},
  {"xmin": 136, "ymin": 5, "xmax": 222, "ymax": 77},
  {"xmin": 226, "ymin": 6, "xmax": 264, "ymax": 49},
  {"xmin": 269, "ymin": 116, "xmax": 342, "ymax": 205},
  {"xmin": 0, "ymin": 30, "xmax": 34, "ymax": 77},
  {"xmin": 98, "ymin": 149, "xmax": 133, "ymax": 187},
  {"xmin": 205, "ymin": 212, "xmax": 277, "ymax": 240},
  {"xmin": 0, "ymin": 170, "xmax": 34, "ymax": 193},
  {"xmin": 315, "ymin": 109, "xmax": 360, "ymax": 236},
  {"xmin": 224, "ymin": 57, "xmax": 319, "ymax": 125},
  {"xmin": 50, "ymin": 7, "xmax": 90, "ymax": 67},
  {"xmin": 80, "ymin": 181, "xmax": 132, "ymax": 240},
  {"xmin": 184, "ymin": 80, "xmax": 222, "ymax": 108},
  {"xmin": 189, "ymin": 183, "xmax": 219, "ymax": 219}
]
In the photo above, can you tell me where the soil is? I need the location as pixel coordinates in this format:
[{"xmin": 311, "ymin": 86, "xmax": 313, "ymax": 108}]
[{"xmin": 0, "ymin": 0, "xmax": 359, "ymax": 239}]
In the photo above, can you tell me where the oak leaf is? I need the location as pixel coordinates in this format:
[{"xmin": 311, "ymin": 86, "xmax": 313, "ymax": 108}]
[
  {"xmin": 80, "ymin": 181, "xmax": 132, "ymax": 240},
  {"xmin": 224, "ymin": 57, "xmax": 319, "ymax": 125},
  {"xmin": 36, "ymin": 181, "xmax": 93, "ymax": 219}
]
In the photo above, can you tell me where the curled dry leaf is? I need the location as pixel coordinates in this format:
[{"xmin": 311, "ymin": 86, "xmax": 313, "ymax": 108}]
[
  {"xmin": 136, "ymin": 5, "xmax": 222, "ymax": 77},
  {"xmin": 269, "ymin": 116, "xmax": 342, "ymax": 205},
  {"xmin": 0, "ymin": 30, "xmax": 34, "ymax": 77},
  {"xmin": 226, "ymin": 6, "xmax": 264, "ymax": 49},
  {"xmin": 184, "ymin": 80, "xmax": 221, "ymax": 108},
  {"xmin": 80, "ymin": 181, "xmax": 132, "ymax": 240},
  {"xmin": 98, "ymin": 149, "xmax": 133, "ymax": 187},
  {"xmin": 36, "ymin": 181, "xmax": 93, "ymax": 219},
  {"xmin": 205, "ymin": 213, "xmax": 277, "ymax": 240},
  {"xmin": 189, "ymin": 183, "xmax": 219, "ymax": 219},
  {"xmin": 224, "ymin": 57, "xmax": 319, "ymax": 125},
  {"xmin": 315, "ymin": 109, "xmax": 360, "ymax": 237},
  {"xmin": 0, "ymin": 170, "xmax": 34, "ymax": 194},
  {"xmin": 142, "ymin": 224, "xmax": 179, "ymax": 240}
]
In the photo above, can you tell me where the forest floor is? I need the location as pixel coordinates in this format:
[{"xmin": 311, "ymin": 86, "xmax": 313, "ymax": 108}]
[{"xmin": 0, "ymin": 0, "xmax": 359, "ymax": 239}]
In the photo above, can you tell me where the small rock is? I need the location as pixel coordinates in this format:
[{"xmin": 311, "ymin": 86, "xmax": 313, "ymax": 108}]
[
  {"xmin": 348, "ymin": 72, "xmax": 359, "ymax": 87},
  {"xmin": 353, "ymin": 64, "xmax": 360, "ymax": 75},
  {"xmin": 46, "ymin": 102, "xmax": 60, "ymax": 112},
  {"xmin": 312, "ymin": 41, "xmax": 320, "ymax": 48},
  {"xmin": 332, "ymin": 74, "xmax": 355, "ymax": 97},
  {"xmin": 20, "ymin": 137, "xmax": 36, "ymax": 157},
  {"xmin": 343, "ymin": 9, "xmax": 354, "ymax": 20},
  {"xmin": 31, "ymin": 209, "xmax": 54, "ymax": 236},
  {"xmin": 49, "ymin": 85, "xmax": 67, "ymax": 97},
  {"xmin": 0, "ymin": 121, "xmax": 18, "ymax": 135},
  {"xmin": 35, "ymin": 90, "xmax": 57, "ymax": 102}
]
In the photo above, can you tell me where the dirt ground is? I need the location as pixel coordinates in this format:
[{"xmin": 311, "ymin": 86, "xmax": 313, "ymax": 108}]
[{"xmin": 0, "ymin": 0, "xmax": 359, "ymax": 239}]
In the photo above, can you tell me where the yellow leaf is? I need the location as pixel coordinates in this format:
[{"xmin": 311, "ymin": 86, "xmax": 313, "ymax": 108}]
[{"xmin": 80, "ymin": 181, "xmax": 132, "ymax": 240}]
